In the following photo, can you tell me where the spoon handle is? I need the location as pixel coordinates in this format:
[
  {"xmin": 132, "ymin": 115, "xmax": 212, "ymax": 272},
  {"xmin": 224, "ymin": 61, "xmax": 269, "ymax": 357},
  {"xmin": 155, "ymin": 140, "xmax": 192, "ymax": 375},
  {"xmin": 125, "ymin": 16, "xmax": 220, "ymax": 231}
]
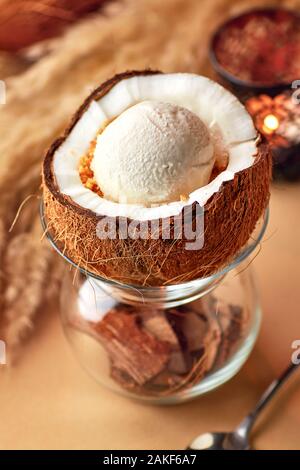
[{"xmin": 236, "ymin": 362, "xmax": 299, "ymax": 439}]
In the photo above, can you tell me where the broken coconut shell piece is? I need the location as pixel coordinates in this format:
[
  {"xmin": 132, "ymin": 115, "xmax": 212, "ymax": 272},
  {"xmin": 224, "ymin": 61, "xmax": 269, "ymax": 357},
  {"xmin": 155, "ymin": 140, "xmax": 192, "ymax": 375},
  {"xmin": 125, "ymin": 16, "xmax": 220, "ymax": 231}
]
[
  {"xmin": 68, "ymin": 300, "xmax": 245, "ymax": 396},
  {"xmin": 94, "ymin": 308, "xmax": 171, "ymax": 386},
  {"xmin": 209, "ymin": 298, "xmax": 245, "ymax": 367},
  {"xmin": 43, "ymin": 70, "xmax": 272, "ymax": 286}
]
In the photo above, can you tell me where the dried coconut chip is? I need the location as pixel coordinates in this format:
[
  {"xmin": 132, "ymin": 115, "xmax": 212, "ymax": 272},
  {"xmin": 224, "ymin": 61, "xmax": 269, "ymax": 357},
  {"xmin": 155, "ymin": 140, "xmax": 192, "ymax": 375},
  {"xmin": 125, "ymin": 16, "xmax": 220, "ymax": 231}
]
[{"xmin": 94, "ymin": 307, "xmax": 171, "ymax": 385}]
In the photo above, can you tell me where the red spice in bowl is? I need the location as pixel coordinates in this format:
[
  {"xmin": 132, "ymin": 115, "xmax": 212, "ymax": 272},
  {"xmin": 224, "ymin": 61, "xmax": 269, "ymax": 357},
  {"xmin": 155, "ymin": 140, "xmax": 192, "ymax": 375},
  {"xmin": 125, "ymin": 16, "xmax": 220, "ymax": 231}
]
[{"xmin": 211, "ymin": 8, "xmax": 300, "ymax": 88}]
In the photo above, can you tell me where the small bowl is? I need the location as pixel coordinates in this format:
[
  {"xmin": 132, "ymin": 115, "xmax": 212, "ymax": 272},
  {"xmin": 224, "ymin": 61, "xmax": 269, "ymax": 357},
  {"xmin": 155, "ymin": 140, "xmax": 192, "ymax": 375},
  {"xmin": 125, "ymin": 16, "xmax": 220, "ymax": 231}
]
[
  {"xmin": 41, "ymin": 202, "xmax": 268, "ymax": 403},
  {"xmin": 209, "ymin": 8, "xmax": 300, "ymax": 98}
]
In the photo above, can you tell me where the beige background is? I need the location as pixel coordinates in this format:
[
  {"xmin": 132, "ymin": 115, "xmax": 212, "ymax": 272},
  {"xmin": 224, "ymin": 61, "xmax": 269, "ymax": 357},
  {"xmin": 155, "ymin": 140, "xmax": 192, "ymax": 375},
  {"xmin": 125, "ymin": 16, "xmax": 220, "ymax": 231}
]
[
  {"xmin": 0, "ymin": 0, "xmax": 300, "ymax": 450},
  {"xmin": 0, "ymin": 183, "xmax": 300, "ymax": 450}
]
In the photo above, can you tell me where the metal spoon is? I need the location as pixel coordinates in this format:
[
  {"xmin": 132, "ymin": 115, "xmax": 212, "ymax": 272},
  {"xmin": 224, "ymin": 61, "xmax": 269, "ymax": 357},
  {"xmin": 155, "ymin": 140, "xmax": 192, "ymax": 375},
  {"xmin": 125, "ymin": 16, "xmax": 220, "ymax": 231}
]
[{"xmin": 188, "ymin": 362, "xmax": 299, "ymax": 450}]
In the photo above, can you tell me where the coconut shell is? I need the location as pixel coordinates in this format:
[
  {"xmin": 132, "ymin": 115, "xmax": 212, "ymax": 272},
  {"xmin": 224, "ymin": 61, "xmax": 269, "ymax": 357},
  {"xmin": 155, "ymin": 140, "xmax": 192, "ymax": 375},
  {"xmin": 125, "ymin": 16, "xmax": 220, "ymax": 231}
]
[{"xmin": 43, "ymin": 70, "xmax": 272, "ymax": 286}]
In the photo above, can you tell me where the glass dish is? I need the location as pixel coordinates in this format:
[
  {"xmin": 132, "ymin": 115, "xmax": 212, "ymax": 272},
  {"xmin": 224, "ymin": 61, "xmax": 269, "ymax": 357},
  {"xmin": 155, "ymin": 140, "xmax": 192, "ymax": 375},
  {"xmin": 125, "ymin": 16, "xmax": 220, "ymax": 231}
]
[{"xmin": 41, "ymin": 203, "xmax": 268, "ymax": 404}]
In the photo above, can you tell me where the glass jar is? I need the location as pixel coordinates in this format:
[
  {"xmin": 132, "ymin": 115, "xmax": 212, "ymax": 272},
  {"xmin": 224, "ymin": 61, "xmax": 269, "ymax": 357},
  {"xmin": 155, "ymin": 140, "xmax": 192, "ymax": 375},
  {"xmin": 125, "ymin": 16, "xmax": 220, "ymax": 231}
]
[{"xmin": 41, "ymin": 204, "xmax": 268, "ymax": 404}]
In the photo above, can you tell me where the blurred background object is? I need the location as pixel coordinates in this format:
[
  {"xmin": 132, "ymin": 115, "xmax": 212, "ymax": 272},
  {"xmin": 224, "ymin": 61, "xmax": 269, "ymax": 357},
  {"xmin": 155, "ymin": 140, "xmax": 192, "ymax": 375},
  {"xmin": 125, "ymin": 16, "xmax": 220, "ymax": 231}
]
[
  {"xmin": 246, "ymin": 93, "xmax": 300, "ymax": 181},
  {"xmin": 209, "ymin": 6, "xmax": 300, "ymax": 181},
  {"xmin": 209, "ymin": 8, "xmax": 300, "ymax": 96},
  {"xmin": 0, "ymin": 0, "xmax": 109, "ymax": 52}
]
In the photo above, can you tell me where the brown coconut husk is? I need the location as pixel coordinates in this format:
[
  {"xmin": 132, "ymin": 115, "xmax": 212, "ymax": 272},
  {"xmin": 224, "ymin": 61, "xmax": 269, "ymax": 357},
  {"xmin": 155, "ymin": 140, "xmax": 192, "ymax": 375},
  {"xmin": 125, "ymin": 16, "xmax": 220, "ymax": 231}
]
[{"xmin": 43, "ymin": 70, "xmax": 272, "ymax": 287}]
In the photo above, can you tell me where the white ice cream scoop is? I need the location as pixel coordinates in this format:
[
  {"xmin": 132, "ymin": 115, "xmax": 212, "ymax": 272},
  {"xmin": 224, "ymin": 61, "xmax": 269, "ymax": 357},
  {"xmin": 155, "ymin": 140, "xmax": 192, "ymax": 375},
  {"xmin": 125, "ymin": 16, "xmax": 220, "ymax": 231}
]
[{"xmin": 92, "ymin": 100, "xmax": 215, "ymax": 205}]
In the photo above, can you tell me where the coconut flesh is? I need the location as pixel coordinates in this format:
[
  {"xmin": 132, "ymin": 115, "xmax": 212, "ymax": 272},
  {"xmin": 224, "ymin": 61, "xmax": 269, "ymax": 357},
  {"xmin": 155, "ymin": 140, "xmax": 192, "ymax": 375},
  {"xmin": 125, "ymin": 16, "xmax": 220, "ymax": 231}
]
[
  {"xmin": 53, "ymin": 73, "xmax": 258, "ymax": 220},
  {"xmin": 44, "ymin": 71, "xmax": 271, "ymax": 285}
]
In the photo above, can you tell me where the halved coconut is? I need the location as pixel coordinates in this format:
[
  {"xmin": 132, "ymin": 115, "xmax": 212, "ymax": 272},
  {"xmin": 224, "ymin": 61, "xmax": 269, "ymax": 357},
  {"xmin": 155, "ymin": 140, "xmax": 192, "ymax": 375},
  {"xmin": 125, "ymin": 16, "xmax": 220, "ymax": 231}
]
[{"xmin": 43, "ymin": 70, "xmax": 272, "ymax": 286}]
